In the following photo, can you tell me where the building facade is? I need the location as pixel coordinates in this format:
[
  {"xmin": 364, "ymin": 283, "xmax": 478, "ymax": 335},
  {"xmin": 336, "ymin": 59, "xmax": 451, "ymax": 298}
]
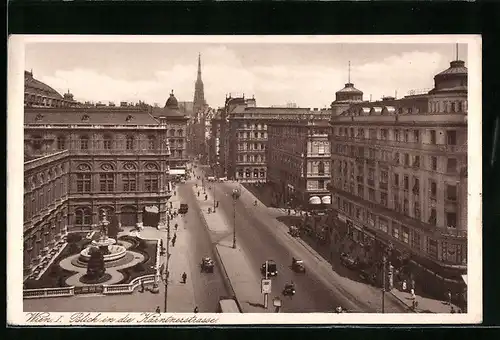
[
  {"xmin": 328, "ymin": 58, "xmax": 468, "ymax": 300},
  {"xmin": 267, "ymin": 114, "xmax": 332, "ymax": 209},
  {"xmin": 24, "ymin": 70, "xmax": 78, "ymax": 108},
  {"xmin": 23, "ymin": 76, "xmax": 189, "ymax": 281}
]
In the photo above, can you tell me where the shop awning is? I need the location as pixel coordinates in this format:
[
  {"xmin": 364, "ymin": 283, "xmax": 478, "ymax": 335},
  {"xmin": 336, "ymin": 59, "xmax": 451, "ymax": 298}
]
[
  {"xmin": 321, "ymin": 196, "xmax": 331, "ymax": 204},
  {"xmin": 309, "ymin": 196, "xmax": 321, "ymax": 205},
  {"xmin": 462, "ymin": 274, "xmax": 467, "ymax": 286},
  {"xmin": 145, "ymin": 206, "xmax": 159, "ymax": 213},
  {"xmin": 169, "ymin": 169, "xmax": 186, "ymax": 175}
]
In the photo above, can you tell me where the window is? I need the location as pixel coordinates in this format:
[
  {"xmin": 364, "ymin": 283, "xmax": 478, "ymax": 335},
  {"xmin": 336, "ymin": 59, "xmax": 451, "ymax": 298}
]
[
  {"xmin": 126, "ymin": 136, "xmax": 134, "ymax": 150},
  {"xmin": 368, "ymin": 188, "xmax": 375, "ymax": 201},
  {"xmin": 381, "ymin": 192, "xmax": 388, "ymax": 207},
  {"xmin": 318, "ymin": 161, "xmax": 325, "ymax": 175},
  {"xmin": 318, "ymin": 144, "xmax": 325, "ymax": 155},
  {"xmin": 148, "ymin": 136, "xmax": 156, "ymax": 150},
  {"xmin": 403, "ymin": 199, "xmax": 409, "ymax": 215},
  {"xmin": 103, "ymin": 135, "xmax": 112, "ymax": 150},
  {"xmin": 411, "ymin": 232, "xmax": 421, "ymax": 249},
  {"xmin": 404, "ymin": 175, "xmax": 409, "ymax": 190},
  {"xmin": 431, "ymin": 156, "xmax": 437, "ymax": 171},
  {"xmin": 447, "ymin": 158, "xmax": 457, "ymax": 173},
  {"xmin": 123, "ymin": 173, "xmax": 137, "ymax": 192},
  {"xmin": 33, "ymin": 136, "xmax": 43, "ymax": 151},
  {"xmin": 369, "ymin": 129, "xmax": 377, "ymax": 139},
  {"xmin": 75, "ymin": 208, "xmax": 92, "ymax": 226},
  {"xmin": 392, "ymin": 224, "xmax": 400, "ymax": 239},
  {"xmin": 394, "ymin": 152, "xmax": 400, "ymax": 164},
  {"xmin": 177, "ymin": 129, "xmax": 183, "ymax": 137},
  {"xmin": 413, "ymin": 155, "xmax": 420, "ymax": 168},
  {"xmin": 401, "ymin": 226, "xmax": 409, "ymax": 243},
  {"xmin": 429, "ymin": 208, "xmax": 437, "ymax": 225},
  {"xmin": 57, "ymin": 136, "xmax": 66, "ymax": 150},
  {"xmin": 444, "ymin": 130, "xmax": 458, "ymax": 146},
  {"xmin": 381, "ymin": 170, "xmax": 388, "ymax": 183},
  {"xmin": 381, "ymin": 129, "xmax": 388, "ymax": 140},
  {"xmin": 393, "ymin": 173, "xmax": 399, "ymax": 187},
  {"xmin": 80, "ymin": 135, "xmax": 89, "ymax": 150},
  {"xmin": 430, "ymin": 130, "xmax": 436, "ymax": 144},
  {"xmin": 318, "ymin": 180, "xmax": 325, "ymax": 189},
  {"xmin": 446, "ymin": 212, "xmax": 457, "ymax": 228},
  {"xmin": 379, "ymin": 218, "xmax": 388, "ymax": 233},
  {"xmin": 76, "ymin": 174, "xmax": 91, "ymax": 193},
  {"xmin": 414, "ymin": 130, "xmax": 420, "ymax": 143},
  {"xmin": 404, "ymin": 153, "xmax": 410, "ymax": 166},
  {"xmin": 427, "ymin": 238, "xmax": 438, "ymax": 259},
  {"xmin": 404, "ymin": 130, "xmax": 409, "ymax": 143},
  {"xmin": 145, "ymin": 174, "xmax": 159, "ymax": 192},
  {"xmin": 357, "ymin": 184, "xmax": 364, "ymax": 196},
  {"xmin": 413, "ymin": 177, "xmax": 420, "ymax": 195},
  {"xmin": 260, "ymin": 170, "xmax": 265, "ymax": 178},
  {"xmin": 358, "ymin": 128, "xmax": 364, "ymax": 138},
  {"xmin": 100, "ymin": 173, "xmax": 114, "ymax": 192},
  {"xmin": 394, "ymin": 130, "xmax": 400, "ymax": 141}
]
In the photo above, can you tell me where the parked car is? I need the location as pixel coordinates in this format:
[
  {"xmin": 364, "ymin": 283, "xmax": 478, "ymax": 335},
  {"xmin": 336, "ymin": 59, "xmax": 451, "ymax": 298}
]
[
  {"xmin": 207, "ymin": 176, "xmax": 216, "ymax": 182},
  {"xmin": 340, "ymin": 252, "xmax": 358, "ymax": 269},
  {"xmin": 178, "ymin": 203, "xmax": 189, "ymax": 214},
  {"xmin": 200, "ymin": 257, "xmax": 215, "ymax": 273},
  {"xmin": 261, "ymin": 260, "xmax": 278, "ymax": 277},
  {"xmin": 291, "ymin": 257, "xmax": 306, "ymax": 273},
  {"xmin": 289, "ymin": 226, "xmax": 300, "ymax": 237}
]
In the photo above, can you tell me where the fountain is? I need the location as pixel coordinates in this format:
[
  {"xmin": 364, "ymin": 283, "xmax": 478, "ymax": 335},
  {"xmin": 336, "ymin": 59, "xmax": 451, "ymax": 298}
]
[{"xmin": 79, "ymin": 211, "xmax": 127, "ymax": 264}]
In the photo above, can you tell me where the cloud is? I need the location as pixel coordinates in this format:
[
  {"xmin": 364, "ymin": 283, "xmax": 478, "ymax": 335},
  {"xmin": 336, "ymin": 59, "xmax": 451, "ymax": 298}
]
[{"xmin": 39, "ymin": 49, "xmax": 448, "ymax": 109}]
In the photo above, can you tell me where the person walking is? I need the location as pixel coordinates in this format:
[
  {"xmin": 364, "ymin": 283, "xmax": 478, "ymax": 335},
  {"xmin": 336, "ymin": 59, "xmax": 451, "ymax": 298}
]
[
  {"xmin": 140, "ymin": 280, "xmax": 145, "ymax": 293},
  {"xmin": 156, "ymin": 306, "xmax": 161, "ymax": 313},
  {"xmin": 182, "ymin": 272, "xmax": 187, "ymax": 284},
  {"xmin": 193, "ymin": 306, "xmax": 199, "ymax": 313},
  {"xmin": 172, "ymin": 234, "xmax": 177, "ymax": 247},
  {"xmin": 174, "ymin": 223, "xmax": 178, "ymax": 231},
  {"xmin": 447, "ymin": 290, "xmax": 452, "ymax": 305}
]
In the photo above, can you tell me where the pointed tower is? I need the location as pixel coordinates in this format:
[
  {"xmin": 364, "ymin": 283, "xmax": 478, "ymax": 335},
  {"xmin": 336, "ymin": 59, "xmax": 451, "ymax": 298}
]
[{"xmin": 193, "ymin": 53, "xmax": 206, "ymax": 116}]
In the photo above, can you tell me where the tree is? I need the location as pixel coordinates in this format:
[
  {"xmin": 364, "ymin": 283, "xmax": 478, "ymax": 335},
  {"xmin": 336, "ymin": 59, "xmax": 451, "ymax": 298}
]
[
  {"xmin": 86, "ymin": 247, "xmax": 105, "ymax": 279},
  {"xmin": 108, "ymin": 215, "xmax": 120, "ymax": 240}
]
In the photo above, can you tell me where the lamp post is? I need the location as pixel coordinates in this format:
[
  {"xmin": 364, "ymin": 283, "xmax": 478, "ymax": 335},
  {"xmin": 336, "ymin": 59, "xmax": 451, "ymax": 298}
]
[
  {"xmin": 381, "ymin": 243, "xmax": 393, "ymax": 313},
  {"xmin": 231, "ymin": 188, "xmax": 241, "ymax": 249},
  {"xmin": 213, "ymin": 162, "xmax": 219, "ymax": 213}
]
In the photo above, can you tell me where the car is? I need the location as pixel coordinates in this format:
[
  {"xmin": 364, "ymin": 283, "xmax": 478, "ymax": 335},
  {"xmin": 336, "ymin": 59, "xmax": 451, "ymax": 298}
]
[
  {"xmin": 261, "ymin": 260, "xmax": 278, "ymax": 277},
  {"xmin": 218, "ymin": 177, "xmax": 227, "ymax": 182},
  {"xmin": 179, "ymin": 203, "xmax": 189, "ymax": 214},
  {"xmin": 289, "ymin": 226, "xmax": 300, "ymax": 237},
  {"xmin": 200, "ymin": 257, "xmax": 215, "ymax": 273},
  {"xmin": 340, "ymin": 252, "xmax": 358, "ymax": 269},
  {"xmin": 291, "ymin": 257, "xmax": 306, "ymax": 273},
  {"xmin": 207, "ymin": 176, "xmax": 216, "ymax": 182}
]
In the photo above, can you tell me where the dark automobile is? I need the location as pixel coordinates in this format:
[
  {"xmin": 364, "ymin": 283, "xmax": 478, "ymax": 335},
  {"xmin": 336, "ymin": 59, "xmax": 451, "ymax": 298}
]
[
  {"xmin": 340, "ymin": 252, "xmax": 358, "ymax": 269},
  {"xmin": 291, "ymin": 257, "xmax": 306, "ymax": 273},
  {"xmin": 282, "ymin": 283, "xmax": 296, "ymax": 297},
  {"xmin": 261, "ymin": 260, "xmax": 278, "ymax": 277},
  {"xmin": 200, "ymin": 257, "xmax": 214, "ymax": 273},
  {"xmin": 179, "ymin": 203, "xmax": 189, "ymax": 214},
  {"xmin": 289, "ymin": 226, "xmax": 300, "ymax": 237}
]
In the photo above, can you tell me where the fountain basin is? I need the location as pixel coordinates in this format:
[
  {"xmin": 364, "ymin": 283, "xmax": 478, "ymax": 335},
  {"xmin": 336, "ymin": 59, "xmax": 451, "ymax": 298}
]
[
  {"xmin": 91, "ymin": 237, "xmax": 116, "ymax": 248},
  {"xmin": 79, "ymin": 245, "xmax": 127, "ymax": 263}
]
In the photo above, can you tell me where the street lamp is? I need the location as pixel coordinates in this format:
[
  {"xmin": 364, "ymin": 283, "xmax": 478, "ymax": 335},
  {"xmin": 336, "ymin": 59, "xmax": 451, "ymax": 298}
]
[
  {"xmin": 381, "ymin": 244, "xmax": 393, "ymax": 313},
  {"xmin": 231, "ymin": 187, "xmax": 241, "ymax": 249}
]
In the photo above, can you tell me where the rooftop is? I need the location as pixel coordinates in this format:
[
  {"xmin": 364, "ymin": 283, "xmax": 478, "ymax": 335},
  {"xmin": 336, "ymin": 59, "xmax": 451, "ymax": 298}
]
[{"xmin": 25, "ymin": 71, "xmax": 65, "ymax": 100}]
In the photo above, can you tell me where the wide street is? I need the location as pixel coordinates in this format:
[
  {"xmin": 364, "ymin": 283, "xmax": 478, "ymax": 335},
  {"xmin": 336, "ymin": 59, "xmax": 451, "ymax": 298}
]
[{"xmin": 192, "ymin": 165, "xmax": 407, "ymax": 313}]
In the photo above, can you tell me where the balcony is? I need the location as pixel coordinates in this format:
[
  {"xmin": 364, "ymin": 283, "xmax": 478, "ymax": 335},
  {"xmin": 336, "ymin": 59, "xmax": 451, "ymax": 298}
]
[
  {"xmin": 307, "ymin": 153, "xmax": 331, "ymax": 158},
  {"xmin": 307, "ymin": 172, "xmax": 330, "ymax": 178}
]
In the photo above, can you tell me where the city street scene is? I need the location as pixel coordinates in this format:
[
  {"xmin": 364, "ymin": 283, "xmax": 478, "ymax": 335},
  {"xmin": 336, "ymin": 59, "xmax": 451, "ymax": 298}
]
[{"xmin": 11, "ymin": 36, "xmax": 480, "ymax": 323}]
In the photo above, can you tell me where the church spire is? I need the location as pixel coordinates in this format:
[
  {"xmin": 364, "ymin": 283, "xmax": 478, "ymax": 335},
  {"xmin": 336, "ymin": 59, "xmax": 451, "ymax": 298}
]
[
  {"xmin": 193, "ymin": 53, "xmax": 206, "ymax": 114},
  {"xmin": 197, "ymin": 53, "xmax": 202, "ymax": 80},
  {"xmin": 348, "ymin": 60, "xmax": 351, "ymax": 83}
]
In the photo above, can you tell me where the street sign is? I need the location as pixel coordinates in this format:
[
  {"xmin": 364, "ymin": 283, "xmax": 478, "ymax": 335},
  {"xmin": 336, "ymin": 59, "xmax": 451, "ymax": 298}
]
[{"xmin": 261, "ymin": 279, "xmax": 272, "ymax": 294}]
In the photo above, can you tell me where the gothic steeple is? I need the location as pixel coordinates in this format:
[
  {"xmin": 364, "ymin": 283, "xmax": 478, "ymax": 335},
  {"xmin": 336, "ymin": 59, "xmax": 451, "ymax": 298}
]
[{"xmin": 193, "ymin": 53, "xmax": 206, "ymax": 115}]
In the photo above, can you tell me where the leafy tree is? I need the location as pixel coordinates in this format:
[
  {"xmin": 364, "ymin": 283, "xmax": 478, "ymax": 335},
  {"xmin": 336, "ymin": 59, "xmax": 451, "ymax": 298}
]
[
  {"xmin": 108, "ymin": 215, "xmax": 120, "ymax": 240},
  {"xmin": 86, "ymin": 247, "xmax": 105, "ymax": 279}
]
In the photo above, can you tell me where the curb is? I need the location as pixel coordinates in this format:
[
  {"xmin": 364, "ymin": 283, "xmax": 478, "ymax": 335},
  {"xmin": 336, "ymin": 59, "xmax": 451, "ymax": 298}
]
[
  {"xmin": 388, "ymin": 291, "xmax": 420, "ymax": 313},
  {"xmin": 191, "ymin": 190, "xmax": 242, "ymax": 312}
]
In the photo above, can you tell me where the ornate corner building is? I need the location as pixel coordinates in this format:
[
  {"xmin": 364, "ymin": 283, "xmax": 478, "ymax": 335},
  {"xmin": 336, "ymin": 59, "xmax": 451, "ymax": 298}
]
[
  {"xmin": 328, "ymin": 58, "xmax": 468, "ymax": 300},
  {"xmin": 23, "ymin": 74, "xmax": 188, "ymax": 281}
]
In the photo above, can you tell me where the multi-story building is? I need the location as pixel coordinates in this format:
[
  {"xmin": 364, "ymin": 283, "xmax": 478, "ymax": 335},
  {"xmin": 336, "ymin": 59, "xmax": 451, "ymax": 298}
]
[
  {"xmin": 328, "ymin": 58, "xmax": 468, "ymax": 301},
  {"xmin": 23, "ymin": 75, "xmax": 188, "ymax": 281},
  {"xmin": 266, "ymin": 113, "xmax": 332, "ymax": 209},
  {"xmin": 24, "ymin": 70, "xmax": 78, "ymax": 108}
]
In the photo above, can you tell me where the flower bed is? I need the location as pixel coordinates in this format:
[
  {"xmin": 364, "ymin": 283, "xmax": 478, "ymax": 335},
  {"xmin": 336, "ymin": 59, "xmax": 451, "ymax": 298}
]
[
  {"xmin": 23, "ymin": 232, "xmax": 90, "ymax": 289},
  {"xmin": 116, "ymin": 235, "xmax": 158, "ymax": 284}
]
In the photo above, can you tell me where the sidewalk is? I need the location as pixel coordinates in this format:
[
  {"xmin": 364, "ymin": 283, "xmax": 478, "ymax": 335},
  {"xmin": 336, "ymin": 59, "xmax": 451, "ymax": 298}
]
[
  {"xmin": 390, "ymin": 287, "xmax": 462, "ymax": 313},
  {"xmin": 191, "ymin": 186, "xmax": 229, "ymax": 233},
  {"xmin": 192, "ymin": 183, "xmax": 271, "ymax": 313},
  {"xmin": 240, "ymin": 184, "xmax": 459, "ymax": 314}
]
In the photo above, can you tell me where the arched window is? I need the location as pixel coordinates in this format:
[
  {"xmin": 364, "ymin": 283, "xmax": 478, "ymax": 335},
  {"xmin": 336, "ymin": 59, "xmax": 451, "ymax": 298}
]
[
  {"xmin": 103, "ymin": 134, "xmax": 113, "ymax": 150},
  {"xmin": 80, "ymin": 135, "xmax": 89, "ymax": 150},
  {"xmin": 177, "ymin": 129, "xmax": 183, "ymax": 137},
  {"xmin": 32, "ymin": 135, "xmax": 43, "ymax": 151},
  {"xmin": 148, "ymin": 136, "xmax": 156, "ymax": 150},
  {"xmin": 75, "ymin": 207, "xmax": 92, "ymax": 226},
  {"xmin": 169, "ymin": 129, "xmax": 175, "ymax": 137},
  {"xmin": 318, "ymin": 161, "xmax": 325, "ymax": 176},
  {"xmin": 126, "ymin": 136, "xmax": 134, "ymax": 150},
  {"xmin": 253, "ymin": 169, "xmax": 259, "ymax": 178}
]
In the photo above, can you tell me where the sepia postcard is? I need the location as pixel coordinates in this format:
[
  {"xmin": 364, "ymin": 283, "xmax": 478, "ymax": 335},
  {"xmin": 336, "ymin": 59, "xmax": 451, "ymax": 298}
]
[{"xmin": 7, "ymin": 35, "xmax": 482, "ymax": 325}]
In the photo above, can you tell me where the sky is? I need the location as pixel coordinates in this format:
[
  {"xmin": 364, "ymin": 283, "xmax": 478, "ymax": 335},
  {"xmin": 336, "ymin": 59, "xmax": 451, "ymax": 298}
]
[{"xmin": 25, "ymin": 40, "xmax": 469, "ymax": 109}]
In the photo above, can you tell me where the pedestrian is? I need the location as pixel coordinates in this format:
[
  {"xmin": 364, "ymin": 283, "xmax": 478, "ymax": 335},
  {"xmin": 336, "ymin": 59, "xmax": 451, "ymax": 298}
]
[
  {"xmin": 182, "ymin": 272, "xmax": 187, "ymax": 284},
  {"xmin": 174, "ymin": 223, "xmax": 178, "ymax": 231},
  {"xmin": 194, "ymin": 306, "xmax": 199, "ymax": 313},
  {"xmin": 197, "ymin": 191, "xmax": 200, "ymax": 197},
  {"xmin": 447, "ymin": 290, "xmax": 452, "ymax": 305},
  {"xmin": 410, "ymin": 288, "xmax": 416, "ymax": 300},
  {"xmin": 172, "ymin": 235, "xmax": 177, "ymax": 247},
  {"xmin": 140, "ymin": 280, "xmax": 145, "ymax": 293},
  {"xmin": 451, "ymin": 307, "xmax": 456, "ymax": 314},
  {"xmin": 156, "ymin": 306, "xmax": 161, "ymax": 313}
]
